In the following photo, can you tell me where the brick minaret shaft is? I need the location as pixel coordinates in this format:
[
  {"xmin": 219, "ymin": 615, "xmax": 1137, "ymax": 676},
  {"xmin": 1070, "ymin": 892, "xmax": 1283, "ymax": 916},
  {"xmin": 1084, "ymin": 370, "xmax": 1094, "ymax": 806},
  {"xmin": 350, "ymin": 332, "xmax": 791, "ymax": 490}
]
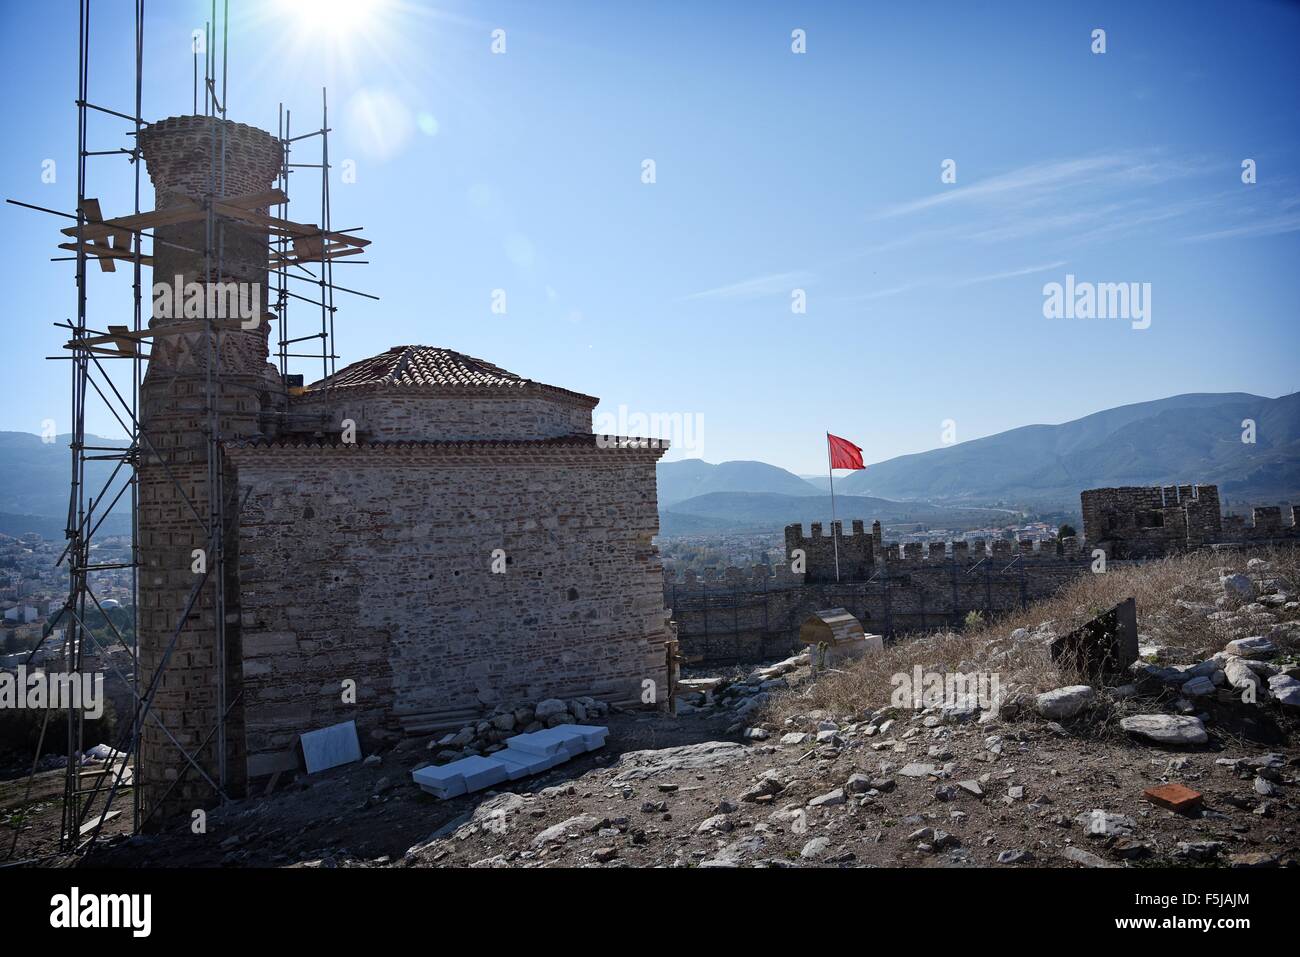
[{"xmin": 136, "ymin": 115, "xmax": 282, "ymax": 818}]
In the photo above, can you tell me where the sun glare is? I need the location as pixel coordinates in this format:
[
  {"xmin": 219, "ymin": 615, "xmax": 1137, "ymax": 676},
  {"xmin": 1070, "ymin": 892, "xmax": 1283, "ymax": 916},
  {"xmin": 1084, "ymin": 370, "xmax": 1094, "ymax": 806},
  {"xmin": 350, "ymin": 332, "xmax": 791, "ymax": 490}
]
[{"xmin": 278, "ymin": 0, "xmax": 390, "ymax": 38}]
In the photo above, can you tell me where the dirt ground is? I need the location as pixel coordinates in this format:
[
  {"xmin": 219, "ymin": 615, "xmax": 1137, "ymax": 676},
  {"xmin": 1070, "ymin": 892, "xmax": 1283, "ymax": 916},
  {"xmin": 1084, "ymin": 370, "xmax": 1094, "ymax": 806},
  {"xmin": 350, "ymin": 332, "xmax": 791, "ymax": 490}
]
[
  {"xmin": 0, "ymin": 697, "xmax": 1286, "ymax": 870},
  {"xmin": 4, "ymin": 549, "xmax": 1297, "ymax": 869}
]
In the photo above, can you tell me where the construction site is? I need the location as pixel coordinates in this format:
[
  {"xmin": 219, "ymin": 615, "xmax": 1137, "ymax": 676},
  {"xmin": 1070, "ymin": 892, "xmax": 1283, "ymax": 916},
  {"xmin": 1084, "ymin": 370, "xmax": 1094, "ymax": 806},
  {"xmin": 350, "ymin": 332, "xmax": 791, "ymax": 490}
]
[{"xmin": 0, "ymin": 0, "xmax": 1295, "ymax": 942}]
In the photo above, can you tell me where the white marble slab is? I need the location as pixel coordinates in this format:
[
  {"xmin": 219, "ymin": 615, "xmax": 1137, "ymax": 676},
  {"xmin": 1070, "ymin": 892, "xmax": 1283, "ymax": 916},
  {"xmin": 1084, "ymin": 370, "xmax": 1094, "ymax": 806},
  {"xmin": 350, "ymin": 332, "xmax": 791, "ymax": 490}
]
[
  {"xmin": 300, "ymin": 719, "xmax": 362, "ymax": 774},
  {"xmin": 412, "ymin": 762, "xmax": 469, "ymax": 799},
  {"xmin": 506, "ymin": 726, "xmax": 586, "ymax": 757},
  {"xmin": 412, "ymin": 725, "xmax": 610, "ymax": 799}
]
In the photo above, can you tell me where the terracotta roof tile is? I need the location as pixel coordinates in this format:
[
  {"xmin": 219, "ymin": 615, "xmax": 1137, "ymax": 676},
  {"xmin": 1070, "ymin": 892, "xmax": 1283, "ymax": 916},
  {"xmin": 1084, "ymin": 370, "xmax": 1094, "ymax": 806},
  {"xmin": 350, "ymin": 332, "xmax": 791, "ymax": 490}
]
[{"xmin": 305, "ymin": 345, "xmax": 596, "ymax": 405}]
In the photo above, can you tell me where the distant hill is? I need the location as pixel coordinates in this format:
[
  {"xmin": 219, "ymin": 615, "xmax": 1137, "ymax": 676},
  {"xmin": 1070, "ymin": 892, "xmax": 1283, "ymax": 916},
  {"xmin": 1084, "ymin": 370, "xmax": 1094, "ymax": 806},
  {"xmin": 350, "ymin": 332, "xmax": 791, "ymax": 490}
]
[
  {"xmin": 839, "ymin": 392, "xmax": 1300, "ymax": 507},
  {"xmin": 0, "ymin": 432, "xmax": 131, "ymax": 537},
  {"xmin": 656, "ymin": 459, "xmax": 820, "ymax": 506},
  {"xmin": 659, "ymin": 491, "xmax": 1008, "ymax": 535}
]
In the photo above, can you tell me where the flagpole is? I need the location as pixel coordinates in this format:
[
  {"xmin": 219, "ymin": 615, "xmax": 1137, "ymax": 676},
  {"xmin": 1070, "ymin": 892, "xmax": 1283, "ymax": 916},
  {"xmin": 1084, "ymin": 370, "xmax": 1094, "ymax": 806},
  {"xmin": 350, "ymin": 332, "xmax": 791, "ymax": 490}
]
[{"xmin": 826, "ymin": 432, "xmax": 841, "ymax": 583}]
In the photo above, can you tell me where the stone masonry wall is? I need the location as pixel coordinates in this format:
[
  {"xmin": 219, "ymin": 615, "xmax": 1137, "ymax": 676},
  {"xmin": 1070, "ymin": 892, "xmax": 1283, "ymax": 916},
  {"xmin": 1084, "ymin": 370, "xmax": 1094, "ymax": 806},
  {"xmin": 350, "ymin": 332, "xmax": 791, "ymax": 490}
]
[
  {"xmin": 290, "ymin": 389, "xmax": 594, "ymax": 442},
  {"xmin": 666, "ymin": 543, "xmax": 1095, "ymax": 664},
  {"xmin": 229, "ymin": 442, "xmax": 669, "ymax": 778}
]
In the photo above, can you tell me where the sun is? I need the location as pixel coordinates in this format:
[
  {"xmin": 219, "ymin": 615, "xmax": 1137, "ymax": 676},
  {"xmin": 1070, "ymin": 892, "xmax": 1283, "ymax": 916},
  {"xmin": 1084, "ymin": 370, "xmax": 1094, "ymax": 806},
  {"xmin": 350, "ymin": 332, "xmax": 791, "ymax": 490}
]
[{"xmin": 276, "ymin": 0, "xmax": 391, "ymax": 39}]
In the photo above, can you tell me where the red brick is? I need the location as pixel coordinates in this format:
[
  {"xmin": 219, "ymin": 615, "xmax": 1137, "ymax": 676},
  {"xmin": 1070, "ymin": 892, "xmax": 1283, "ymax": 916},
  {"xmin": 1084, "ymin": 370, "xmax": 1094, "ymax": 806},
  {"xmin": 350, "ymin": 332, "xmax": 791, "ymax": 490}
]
[{"xmin": 1143, "ymin": 782, "xmax": 1203, "ymax": 815}]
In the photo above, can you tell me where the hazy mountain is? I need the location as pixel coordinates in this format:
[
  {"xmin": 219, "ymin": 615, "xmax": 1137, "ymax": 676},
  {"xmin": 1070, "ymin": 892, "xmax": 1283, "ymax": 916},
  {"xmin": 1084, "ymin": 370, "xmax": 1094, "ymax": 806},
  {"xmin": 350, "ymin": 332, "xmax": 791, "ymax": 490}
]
[
  {"xmin": 660, "ymin": 491, "xmax": 1008, "ymax": 535},
  {"xmin": 656, "ymin": 459, "xmax": 820, "ymax": 506},
  {"xmin": 838, "ymin": 392, "xmax": 1300, "ymax": 507},
  {"xmin": 0, "ymin": 432, "xmax": 131, "ymax": 537}
]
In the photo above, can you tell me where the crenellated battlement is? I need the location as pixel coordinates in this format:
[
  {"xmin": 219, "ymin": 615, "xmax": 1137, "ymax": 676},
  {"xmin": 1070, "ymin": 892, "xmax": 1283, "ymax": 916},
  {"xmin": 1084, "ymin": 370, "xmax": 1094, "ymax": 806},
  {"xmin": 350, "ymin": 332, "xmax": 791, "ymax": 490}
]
[
  {"xmin": 782, "ymin": 520, "xmax": 1084, "ymax": 583},
  {"xmin": 1083, "ymin": 483, "xmax": 1297, "ymax": 558}
]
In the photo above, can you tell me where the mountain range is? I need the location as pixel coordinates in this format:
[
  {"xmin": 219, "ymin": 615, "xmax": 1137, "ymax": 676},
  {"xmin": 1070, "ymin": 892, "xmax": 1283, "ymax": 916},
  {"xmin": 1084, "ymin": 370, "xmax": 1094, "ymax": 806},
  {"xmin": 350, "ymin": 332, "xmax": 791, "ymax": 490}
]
[
  {"xmin": 657, "ymin": 391, "xmax": 1299, "ymax": 533},
  {"xmin": 3, "ymin": 392, "xmax": 1295, "ymax": 541},
  {"xmin": 0, "ymin": 432, "xmax": 131, "ymax": 538}
]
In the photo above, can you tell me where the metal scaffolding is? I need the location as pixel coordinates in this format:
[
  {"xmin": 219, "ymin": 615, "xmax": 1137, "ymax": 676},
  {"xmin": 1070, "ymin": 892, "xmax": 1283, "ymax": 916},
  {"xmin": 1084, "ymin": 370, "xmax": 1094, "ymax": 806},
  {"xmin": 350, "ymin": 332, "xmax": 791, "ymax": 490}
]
[{"xmin": 3, "ymin": 0, "xmax": 373, "ymax": 861}]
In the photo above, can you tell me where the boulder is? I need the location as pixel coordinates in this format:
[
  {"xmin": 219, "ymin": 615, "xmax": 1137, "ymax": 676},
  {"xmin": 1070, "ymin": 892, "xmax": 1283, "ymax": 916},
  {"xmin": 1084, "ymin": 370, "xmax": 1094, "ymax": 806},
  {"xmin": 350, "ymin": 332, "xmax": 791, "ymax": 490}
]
[
  {"xmin": 1120, "ymin": 714, "xmax": 1208, "ymax": 745},
  {"xmin": 1221, "ymin": 573, "xmax": 1255, "ymax": 601},
  {"xmin": 1181, "ymin": 676, "xmax": 1215, "ymax": 697},
  {"xmin": 534, "ymin": 698, "xmax": 568, "ymax": 720},
  {"xmin": 1223, "ymin": 657, "xmax": 1263, "ymax": 698},
  {"xmin": 1034, "ymin": 685, "xmax": 1095, "ymax": 720},
  {"xmin": 1225, "ymin": 636, "xmax": 1276, "ymax": 658},
  {"xmin": 1268, "ymin": 674, "xmax": 1300, "ymax": 709}
]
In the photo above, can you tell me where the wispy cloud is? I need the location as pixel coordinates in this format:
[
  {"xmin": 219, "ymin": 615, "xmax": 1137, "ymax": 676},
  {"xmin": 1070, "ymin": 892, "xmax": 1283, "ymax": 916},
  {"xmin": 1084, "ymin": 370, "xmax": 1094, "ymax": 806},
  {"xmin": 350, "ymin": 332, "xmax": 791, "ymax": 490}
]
[
  {"xmin": 1182, "ymin": 213, "xmax": 1300, "ymax": 242},
  {"xmin": 831, "ymin": 261, "xmax": 1069, "ymax": 303},
  {"xmin": 951, "ymin": 260, "xmax": 1068, "ymax": 285},
  {"xmin": 869, "ymin": 152, "xmax": 1192, "ymax": 221},
  {"xmin": 682, "ymin": 270, "xmax": 812, "ymax": 302}
]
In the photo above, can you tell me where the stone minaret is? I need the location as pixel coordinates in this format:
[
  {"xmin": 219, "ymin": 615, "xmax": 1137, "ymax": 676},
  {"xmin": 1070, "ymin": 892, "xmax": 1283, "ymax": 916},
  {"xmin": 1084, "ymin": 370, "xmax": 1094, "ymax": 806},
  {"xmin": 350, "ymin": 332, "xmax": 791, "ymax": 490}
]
[{"xmin": 135, "ymin": 115, "xmax": 282, "ymax": 818}]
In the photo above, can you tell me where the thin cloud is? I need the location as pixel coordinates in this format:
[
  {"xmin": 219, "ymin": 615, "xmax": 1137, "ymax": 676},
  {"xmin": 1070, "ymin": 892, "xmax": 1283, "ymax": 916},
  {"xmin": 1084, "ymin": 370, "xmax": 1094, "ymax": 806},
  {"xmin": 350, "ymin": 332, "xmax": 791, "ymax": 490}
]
[
  {"xmin": 682, "ymin": 270, "xmax": 812, "ymax": 302},
  {"xmin": 869, "ymin": 154, "xmax": 1153, "ymax": 220},
  {"xmin": 1182, "ymin": 214, "xmax": 1300, "ymax": 242},
  {"xmin": 952, "ymin": 260, "xmax": 1069, "ymax": 285},
  {"xmin": 835, "ymin": 261, "xmax": 1068, "ymax": 302}
]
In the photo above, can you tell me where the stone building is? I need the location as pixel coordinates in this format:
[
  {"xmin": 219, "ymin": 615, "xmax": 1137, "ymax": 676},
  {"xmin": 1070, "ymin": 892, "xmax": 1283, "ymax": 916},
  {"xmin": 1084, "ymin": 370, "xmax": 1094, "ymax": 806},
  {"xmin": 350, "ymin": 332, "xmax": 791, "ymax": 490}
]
[
  {"xmin": 229, "ymin": 348, "xmax": 671, "ymax": 780},
  {"xmin": 134, "ymin": 115, "xmax": 670, "ymax": 815}
]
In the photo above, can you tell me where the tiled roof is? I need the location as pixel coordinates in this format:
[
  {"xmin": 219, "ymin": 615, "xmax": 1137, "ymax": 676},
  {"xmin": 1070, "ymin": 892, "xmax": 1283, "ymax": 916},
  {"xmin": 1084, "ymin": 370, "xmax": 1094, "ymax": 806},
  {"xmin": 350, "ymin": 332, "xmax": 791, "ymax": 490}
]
[{"xmin": 305, "ymin": 345, "xmax": 597, "ymax": 404}]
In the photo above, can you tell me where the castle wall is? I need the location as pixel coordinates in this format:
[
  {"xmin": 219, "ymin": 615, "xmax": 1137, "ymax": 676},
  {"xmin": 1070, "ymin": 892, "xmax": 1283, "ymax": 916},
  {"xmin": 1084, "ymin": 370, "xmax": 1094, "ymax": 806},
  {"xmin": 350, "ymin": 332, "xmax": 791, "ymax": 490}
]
[
  {"xmin": 666, "ymin": 542, "xmax": 1094, "ymax": 664},
  {"xmin": 229, "ymin": 442, "xmax": 669, "ymax": 777},
  {"xmin": 290, "ymin": 389, "xmax": 594, "ymax": 442},
  {"xmin": 1082, "ymin": 483, "xmax": 1299, "ymax": 558}
]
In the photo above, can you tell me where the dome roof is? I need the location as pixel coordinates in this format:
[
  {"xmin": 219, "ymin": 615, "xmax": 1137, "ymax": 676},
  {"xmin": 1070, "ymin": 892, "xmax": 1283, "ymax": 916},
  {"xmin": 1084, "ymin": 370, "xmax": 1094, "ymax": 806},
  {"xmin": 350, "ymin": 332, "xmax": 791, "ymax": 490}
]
[{"xmin": 305, "ymin": 345, "xmax": 597, "ymax": 405}]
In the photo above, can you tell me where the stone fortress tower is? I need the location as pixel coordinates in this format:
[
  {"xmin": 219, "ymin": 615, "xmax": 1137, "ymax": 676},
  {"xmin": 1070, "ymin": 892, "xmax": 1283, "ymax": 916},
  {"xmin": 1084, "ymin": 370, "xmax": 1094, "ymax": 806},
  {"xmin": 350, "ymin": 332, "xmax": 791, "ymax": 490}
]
[{"xmin": 135, "ymin": 115, "xmax": 282, "ymax": 816}]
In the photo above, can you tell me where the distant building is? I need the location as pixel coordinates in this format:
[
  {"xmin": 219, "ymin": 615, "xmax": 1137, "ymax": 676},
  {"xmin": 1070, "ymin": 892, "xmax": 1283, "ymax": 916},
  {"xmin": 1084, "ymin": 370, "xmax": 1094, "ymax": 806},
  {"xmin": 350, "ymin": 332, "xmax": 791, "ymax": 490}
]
[{"xmin": 3, "ymin": 605, "xmax": 39, "ymax": 624}]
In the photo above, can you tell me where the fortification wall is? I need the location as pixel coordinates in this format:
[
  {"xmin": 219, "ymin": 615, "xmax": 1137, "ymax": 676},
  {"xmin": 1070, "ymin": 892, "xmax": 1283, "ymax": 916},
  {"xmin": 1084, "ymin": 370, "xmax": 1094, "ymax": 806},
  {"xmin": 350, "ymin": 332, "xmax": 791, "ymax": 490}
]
[
  {"xmin": 666, "ymin": 533, "xmax": 1095, "ymax": 664},
  {"xmin": 1083, "ymin": 484, "xmax": 1297, "ymax": 557}
]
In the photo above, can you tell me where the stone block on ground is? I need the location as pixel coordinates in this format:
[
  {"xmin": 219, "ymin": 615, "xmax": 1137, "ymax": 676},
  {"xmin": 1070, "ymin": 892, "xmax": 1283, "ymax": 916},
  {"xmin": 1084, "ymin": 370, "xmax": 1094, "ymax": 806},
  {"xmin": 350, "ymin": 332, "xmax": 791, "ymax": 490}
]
[{"xmin": 299, "ymin": 719, "xmax": 362, "ymax": 774}]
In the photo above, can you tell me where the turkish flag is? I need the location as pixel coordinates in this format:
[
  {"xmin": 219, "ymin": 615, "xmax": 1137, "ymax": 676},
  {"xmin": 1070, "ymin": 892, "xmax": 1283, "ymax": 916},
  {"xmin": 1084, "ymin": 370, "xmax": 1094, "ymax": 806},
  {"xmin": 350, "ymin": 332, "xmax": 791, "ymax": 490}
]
[{"xmin": 827, "ymin": 433, "xmax": 865, "ymax": 470}]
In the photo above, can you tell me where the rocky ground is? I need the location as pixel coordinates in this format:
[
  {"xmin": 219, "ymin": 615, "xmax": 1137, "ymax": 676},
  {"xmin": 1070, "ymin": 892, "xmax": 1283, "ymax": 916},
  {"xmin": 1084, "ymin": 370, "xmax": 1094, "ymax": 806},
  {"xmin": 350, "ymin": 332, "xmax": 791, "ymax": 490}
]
[{"xmin": 6, "ymin": 549, "xmax": 1297, "ymax": 869}]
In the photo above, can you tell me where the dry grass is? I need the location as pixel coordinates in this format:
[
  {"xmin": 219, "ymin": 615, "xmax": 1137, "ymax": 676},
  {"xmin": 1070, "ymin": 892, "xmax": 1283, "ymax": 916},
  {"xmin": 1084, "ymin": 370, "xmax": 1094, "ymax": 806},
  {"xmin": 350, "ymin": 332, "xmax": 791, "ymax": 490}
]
[{"xmin": 764, "ymin": 546, "xmax": 1300, "ymax": 724}]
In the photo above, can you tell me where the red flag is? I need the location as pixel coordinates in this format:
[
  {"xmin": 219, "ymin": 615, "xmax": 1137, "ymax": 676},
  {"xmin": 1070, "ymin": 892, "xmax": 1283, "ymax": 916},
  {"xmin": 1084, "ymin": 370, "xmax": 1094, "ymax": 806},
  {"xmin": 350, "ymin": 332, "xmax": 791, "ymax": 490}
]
[{"xmin": 827, "ymin": 433, "xmax": 865, "ymax": 470}]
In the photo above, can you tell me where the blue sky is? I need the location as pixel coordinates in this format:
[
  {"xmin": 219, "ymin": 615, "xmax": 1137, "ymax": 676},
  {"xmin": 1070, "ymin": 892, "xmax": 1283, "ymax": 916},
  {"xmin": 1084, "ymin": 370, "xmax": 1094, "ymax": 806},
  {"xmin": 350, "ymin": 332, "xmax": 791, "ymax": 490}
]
[{"xmin": 2, "ymin": 0, "xmax": 1298, "ymax": 473}]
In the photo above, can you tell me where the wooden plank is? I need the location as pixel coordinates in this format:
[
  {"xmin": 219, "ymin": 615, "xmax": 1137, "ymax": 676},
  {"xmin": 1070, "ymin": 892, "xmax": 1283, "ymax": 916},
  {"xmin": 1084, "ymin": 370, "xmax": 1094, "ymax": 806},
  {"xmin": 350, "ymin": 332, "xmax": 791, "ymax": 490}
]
[
  {"xmin": 270, "ymin": 246, "xmax": 366, "ymax": 267},
  {"xmin": 67, "ymin": 317, "xmax": 265, "ymax": 350},
  {"xmin": 106, "ymin": 325, "xmax": 136, "ymax": 356},
  {"xmin": 60, "ymin": 202, "xmax": 205, "ymax": 241},
  {"xmin": 213, "ymin": 201, "xmax": 370, "ymax": 247},
  {"xmin": 57, "ymin": 242, "xmax": 154, "ymax": 266},
  {"xmin": 77, "ymin": 199, "xmax": 116, "ymax": 272},
  {"xmin": 217, "ymin": 187, "xmax": 289, "ymax": 210},
  {"xmin": 75, "ymin": 808, "xmax": 121, "ymax": 837}
]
